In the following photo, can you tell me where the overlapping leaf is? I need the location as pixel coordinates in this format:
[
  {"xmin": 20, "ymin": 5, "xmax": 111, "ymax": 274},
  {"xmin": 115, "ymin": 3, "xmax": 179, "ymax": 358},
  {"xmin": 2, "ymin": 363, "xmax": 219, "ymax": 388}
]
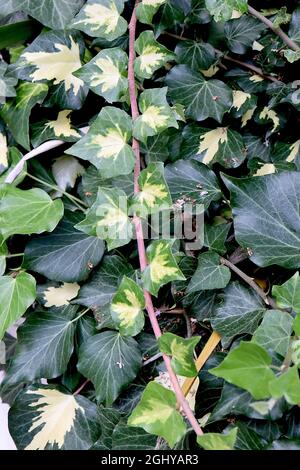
[{"xmin": 135, "ymin": 31, "xmax": 175, "ymax": 79}]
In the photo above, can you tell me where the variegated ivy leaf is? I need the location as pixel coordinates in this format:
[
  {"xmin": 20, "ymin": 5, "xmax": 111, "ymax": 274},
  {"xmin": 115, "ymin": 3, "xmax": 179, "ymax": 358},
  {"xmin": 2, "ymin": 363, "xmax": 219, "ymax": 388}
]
[
  {"xmin": 31, "ymin": 110, "xmax": 81, "ymax": 147},
  {"xmin": 111, "ymin": 276, "xmax": 145, "ymax": 337},
  {"xmin": 134, "ymin": 30, "xmax": 175, "ymax": 79},
  {"xmin": 14, "ymin": 30, "xmax": 87, "ymax": 110},
  {"xmin": 76, "ymin": 187, "xmax": 133, "ymax": 250},
  {"xmin": 128, "ymin": 381, "xmax": 186, "ymax": 448},
  {"xmin": 133, "ymin": 87, "xmax": 178, "ymax": 144},
  {"xmin": 142, "ymin": 240, "xmax": 185, "ymax": 296},
  {"xmin": 0, "ymin": 132, "xmax": 8, "ymax": 173},
  {"xmin": 131, "ymin": 162, "xmax": 172, "ymax": 215},
  {"xmin": 205, "ymin": 0, "xmax": 248, "ymax": 22},
  {"xmin": 71, "ymin": 0, "xmax": 127, "ymax": 41},
  {"xmin": 1, "ymin": 82, "xmax": 48, "ymax": 151},
  {"xmin": 74, "ymin": 47, "xmax": 128, "ymax": 103},
  {"xmin": 197, "ymin": 428, "xmax": 238, "ymax": 450},
  {"xmin": 158, "ymin": 332, "xmax": 200, "ymax": 377},
  {"xmin": 136, "ymin": 0, "xmax": 166, "ymax": 25},
  {"xmin": 8, "ymin": 385, "xmax": 99, "ymax": 450},
  {"xmin": 67, "ymin": 107, "xmax": 135, "ymax": 178},
  {"xmin": 181, "ymin": 124, "xmax": 246, "ymax": 169}
]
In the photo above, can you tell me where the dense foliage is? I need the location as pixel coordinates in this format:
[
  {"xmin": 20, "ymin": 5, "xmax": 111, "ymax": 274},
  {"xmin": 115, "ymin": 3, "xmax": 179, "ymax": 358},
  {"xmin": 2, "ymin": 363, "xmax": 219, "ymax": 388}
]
[{"xmin": 1, "ymin": 0, "xmax": 300, "ymax": 451}]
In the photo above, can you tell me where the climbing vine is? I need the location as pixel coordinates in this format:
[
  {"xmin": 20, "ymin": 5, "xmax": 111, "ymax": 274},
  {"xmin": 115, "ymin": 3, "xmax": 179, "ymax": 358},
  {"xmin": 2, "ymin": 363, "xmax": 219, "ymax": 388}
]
[{"xmin": 1, "ymin": 0, "xmax": 300, "ymax": 451}]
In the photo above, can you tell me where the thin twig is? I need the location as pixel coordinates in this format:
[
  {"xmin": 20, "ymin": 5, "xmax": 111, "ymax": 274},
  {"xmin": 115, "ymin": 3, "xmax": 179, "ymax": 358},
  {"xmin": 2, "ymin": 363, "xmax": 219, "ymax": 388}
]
[
  {"xmin": 248, "ymin": 5, "xmax": 300, "ymax": 52},
  {"xmin": 128, "ymin": 1, "xmax": 203, "ymax": 437},
  {"xmin": 160, "ymin": 31, "xmax": 281, "ymax": 83},
  {"xmin": 143, "ymin": 352, "xmax": 163, "ymax": 366},
  {"xmin": 183, "ymin": 312, "xmax": 192, "ymax": 338},
  {"xmin": 73, "ymin": 379, "xmax": 90, "ymax": 396},
  {"xmin": 220, "ymin": 257, "xmax": 279, "ymax": 310}
]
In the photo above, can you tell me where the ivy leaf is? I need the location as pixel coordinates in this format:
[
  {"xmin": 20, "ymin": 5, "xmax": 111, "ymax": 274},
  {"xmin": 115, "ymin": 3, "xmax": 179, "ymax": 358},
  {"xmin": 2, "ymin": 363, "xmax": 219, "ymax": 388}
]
[
  {"xmin": 252, "ymin": 310, "xmax": 294, "ymax": 357},
  {"xmin": 0, "ymin": 62, "xmax": 17, "ymax": 103},
  {"xmin": 0, "ymin": 272, "xmax": 36, "ymax": 341},
  {"xmin": 112, "ymin": 421, "xmax": 156, "ymax": 450},
  {"xmin": 76, "ymin": 255, "xmax": 133, "ymax": 309},
  {"xmin": 136, "ymin": 0, "xmax": 166, "ymax": 25},
  {"xmin": 8, "ymin": 385, "xmax": 100, "ymax": 450},
  {"xmin": 4, "ymin": 305, "xmax": 78, "ymax": 384},
  {"xmin": 111, "ymin": 276, "xmax": 145, "ymax": 337},
  {"xmin": 0, "ymin": 184, "xmax": 64, "ymax": 240},
  {"xmin": 39, "ymin": 282, "xmax": 80, "ymax": 309},
  {"xmin": 165, "ymin": 159, "xmax": 222, "ymax": 209},
  {"xmin": 283, "ymin": 50, "xmax": 300, "ymax": 63},
  {"xmin": 0, "ymin": 132, "xmax": 8, "ymax": 174},
  {"xmin": 288, "ymin": 6, "xmax": 300, "ymax": 46},
  {"xmin": 211, "ymin": 282, "xmax": 266, "ymax": 339},
  {"xmin": 197, "ymin": 428, "xmax": 238, "ymax": 450},
  {"xmin": 142, "ymin": 240, "xmax": 185, "ymax": 296},
  {"xmin": 224, "ymin": 16, "xmax": 265, "ymax": 55},
  {"xmin": 74, "ymin": 47, "xmax": 128, "ymax": 103},
  {"xmin": 71, "ymin": 0, "xmax": 127, "ymax": 41},
  {"xmin": 132, "ymin": 162, "xmax": 172, "ymax": 215},
  {"xmin": 14, "ymin": 30, "xmax": 87, "ymax": 110},
  {"xmin": 272, "ymin": 272, "xmax": 300, "ymax": 314},
  {"xmin": 175, "ymin": 40, "xmax": 216, "ymax": 71},
  {"xmin": 77, "ymin": 330, "xmax": 142, "ymax": 405},
  {"xmin": 76, "ymin": 187, "xmax": 133, "ymax": 250},
  {"xmin": 158, "ymin": 332, "xmax": 200, "ymax": 377},
  {"xmin": 204, "ymin": 223, "xmax": 231, "ymax": 254},
  {"xmin": 210, "ymin": 341, "xmax": 275, "ymax": 400},
  {"xmin": 67, "ymin": 107, "xmax": 135, "ymax": 178},
  {"xmin": 12, "ymin": 0, "xmax": 85, "ymax": 29},
  {"xmin": 187, "ymin": 251, "xmax": 231, "ymax": 293},
  {"xmin": 23, "ymin": 211, "xmax": 105, "ymax": 283},
  {"xmin": 1, "ymin": 82, "xmax": 48, "ymax": 150},
  {"xmin": 181, "ymin": 124, "xmax": 246, "ymax": 169},
  {"xmin": 205, "ymin": 0, "xmax": 248, "ymax": 22},
  {"xmin": 133, "ymin": 87, "xmax": 178, "ymax": 144},
  {"xmin": 31, "ymin": 111, "xmax": 81, "ymax": 147},
  {"xmin": 135, "ymin": 31, "xmax": 175, "ymax": 79},
  {"xmin": 223, "ymin": 172, "xmax": 300, "ymax": 269},
  {"xmin": 269, "ymin": 366, "xmax": 300, "ymax": 405},
  {"xmin": 166, "ymin": 65, "xmax": 233, "ymax": 123},
  {"xmin": 128, "ymin": 381, "xmax": 186, "ymax": 448}
]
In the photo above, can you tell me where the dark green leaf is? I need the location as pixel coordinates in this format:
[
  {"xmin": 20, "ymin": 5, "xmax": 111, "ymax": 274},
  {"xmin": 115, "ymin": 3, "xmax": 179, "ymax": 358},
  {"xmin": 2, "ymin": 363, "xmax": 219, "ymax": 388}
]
[{"xmin": 187, "ymin": 251, "xmax": 231, "ymax": 293}]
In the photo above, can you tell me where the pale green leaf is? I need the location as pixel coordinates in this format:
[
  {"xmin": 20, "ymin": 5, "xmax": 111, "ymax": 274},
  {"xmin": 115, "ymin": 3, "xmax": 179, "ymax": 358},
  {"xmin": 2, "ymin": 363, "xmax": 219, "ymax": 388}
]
[
  {"xmin": 197, "ymin": 428, "xmax": 238, "ymax": 450},
  {"xmin": 205, "ymin": 0, "xmax": 248, "ymax": 22},
  {"xmin": 158, "ymin": 332, "xmax": 200, "ymax": 377},
  {"xmin": 0, "ymin": 184, "xmax": 64, "ymax": 240},
  {"xmin": 252, "ymin": 310, "xmax": 294, "ymax": 357},
  {"xmin": 210, "ymin": 341, "xmax": 275, "ymax": 400},
  {"xmin": 136, "ymin": 0, "xmax": 166, "ymax": 24},
  {"xmin": 269, "ymin": 366, "xmax": 300, "ymax": 405},
  {"xmin": 0, "ymin": 272, "xmax": 36, "ymax": 341},
  {"xmin": 272, "ymin": 272, "xmax": 300, "ymax": 314},
  {"xmin": 128, "ymin": 381, "xmax": 186, "ymax": 448}
]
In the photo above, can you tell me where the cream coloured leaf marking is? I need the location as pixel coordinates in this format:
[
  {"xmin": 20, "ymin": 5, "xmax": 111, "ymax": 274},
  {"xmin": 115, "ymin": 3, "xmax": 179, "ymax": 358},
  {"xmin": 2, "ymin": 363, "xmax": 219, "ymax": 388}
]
[
  {"xmin": 112, "ymin": 290, "xmax": 143, "ymax": 329},
  {"xmin": 45, "ymin": 110, "xmax": 80, "ymax": 138},
  {"xmin": 97, "ymin": 205, "xmax": 128, "ymax": 228},
  {"xmin": 286, "ymin": 140, "xmax": 300, "ymax": 162},
  {"xmin": 142, "ymin": 0, "xmax": 166, "ymax": 5},
  {"xmin": 149, "ymin": 242, "xmax": 179, "ymax": 284},
  {"xmin": 241, "ymin": 106, "xmax": 257, "ymax": 127},
  {"xmin": 198, "ymin": 128, "xmax": 228, "ymax": 165},
  {"xmin": 200, "ymin": 65, "xmax": 219, "ymax": 77},
  {"xmin": 139, "ymin": 46, "xmax": 168, "ymax": 75},
  {"xmin": 254, "ymin": 163, "xmax": 276, "ymax": 177},
  {"xmin": 232, "ymin": 90, "xmax": 251, "ymax": 111},
  {"xmin": 249, "ymin": 74, "xmax": 264, "ymax": 83},
  {"xmin": 73, "ymin": 2, "xmax": 120, "ymax": 33},
  {"xmin": 23, "ymin": 37, "xmax": 83, "ymax": 95},
  {"xmin": 252, "ymin": 40, "xmax": 264, "ymax": 51},
  {"xmin": 92, "ymin": 129, "xmax": 127, "ymax": 159},
  {"xmin": 91, "ymin": 57, "xmax": 121, "ymax": 92},
  {"xmin": 259, "ymin": 107, "xmax": 280, "ymax": 132},
  {"xmin": 170, "ymin": 337, "xmax": 193, "ymax": 370},
  {"xmin": 141, "ymin": 106, "xmax": 169, "ymax": 131},
  {"xmin": 0, "ymin": 133, "xmax": 8, "ymax": 168},
  {"xmin": 44, "ymin": 283, "xmax": 80, "ymax": 308},
  {"xmin": 25, "ymin": 389, "xmax": 84, "ymax": 450}
]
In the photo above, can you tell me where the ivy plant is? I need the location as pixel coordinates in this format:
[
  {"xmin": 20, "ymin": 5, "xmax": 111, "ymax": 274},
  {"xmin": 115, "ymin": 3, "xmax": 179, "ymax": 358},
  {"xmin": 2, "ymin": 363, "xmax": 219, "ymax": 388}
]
[{"xmin": 1, "ymin": 0, "xmax": 300, "ymax": 452}]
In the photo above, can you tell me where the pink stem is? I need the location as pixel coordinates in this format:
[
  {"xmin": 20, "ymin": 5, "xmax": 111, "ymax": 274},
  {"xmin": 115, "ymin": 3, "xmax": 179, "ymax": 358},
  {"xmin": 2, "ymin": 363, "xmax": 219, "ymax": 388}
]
[{"xmin": 128, "ymin": 1, "xmax": 203, "ymax": 436}]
